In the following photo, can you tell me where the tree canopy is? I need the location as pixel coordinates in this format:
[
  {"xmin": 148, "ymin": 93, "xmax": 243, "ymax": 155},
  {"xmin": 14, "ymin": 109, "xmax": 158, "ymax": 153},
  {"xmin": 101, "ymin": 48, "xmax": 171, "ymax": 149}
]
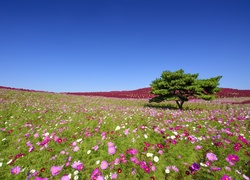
[{"xmin": 149, "ymin": 69, "xmax": 222, "ymax": 110}]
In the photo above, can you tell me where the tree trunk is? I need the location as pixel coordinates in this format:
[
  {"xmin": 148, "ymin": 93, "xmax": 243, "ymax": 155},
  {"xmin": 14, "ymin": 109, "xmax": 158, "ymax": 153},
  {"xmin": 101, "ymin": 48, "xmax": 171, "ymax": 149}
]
[{"xmin": 176, "ymin": 100, "xmax": 184, "ymax": 110}]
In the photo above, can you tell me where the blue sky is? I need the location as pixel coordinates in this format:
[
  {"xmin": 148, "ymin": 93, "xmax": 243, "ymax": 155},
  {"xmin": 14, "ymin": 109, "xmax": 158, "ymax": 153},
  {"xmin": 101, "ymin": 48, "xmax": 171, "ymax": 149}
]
[{"xmin": 1, "ymin": 0, "xmax": 250, "ymax": 92}]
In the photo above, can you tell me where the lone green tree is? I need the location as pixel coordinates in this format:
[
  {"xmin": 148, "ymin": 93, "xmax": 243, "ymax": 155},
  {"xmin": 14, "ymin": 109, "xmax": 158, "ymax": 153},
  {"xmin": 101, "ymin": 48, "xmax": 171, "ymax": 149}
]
[{"xmin": 149, "ymin": 69, "xmax": 222, "ymax": 110}]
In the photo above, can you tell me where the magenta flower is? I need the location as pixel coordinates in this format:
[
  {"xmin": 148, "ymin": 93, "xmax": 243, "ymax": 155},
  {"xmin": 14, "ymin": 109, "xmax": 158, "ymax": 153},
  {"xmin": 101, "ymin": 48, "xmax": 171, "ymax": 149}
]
[
  {"xmin": 226, "ymin": 154, "xmax": 239, "ymax": 162},
  {"xmin": 91, "ymin": 168, "xmax": 103, "ymax": 180},
  {"xmin": 221, "ymin": 174, "xmax": 231, "ymax": 180},
  {"xmin": 40, "ymin": 136, "xmax": 50, "ymax": 146},
  {"xmin": 100, "ymin": 160, "xmax": 109, "ymax": 170},
  {"xmin": 206, "ymin": 152, "xmax": 218, "ymax": 161},
  {"xmin": 50, "ymin": 166, "xmax": 62, "ymax": 176},
  {"xmin": 71, "ymin": 161, "xmax": 84, "ymax": 171},
  {"xmin": 233, "ymin": 142, "xmax": 242, "ymax": 152},
  {"xmin": 238, "ymin": 135, "xmax": 248, "ymax": 145},
  {"xmin": 144, "ymin": 166, "xmax": 151, "ymax": 173},
  {"xmin": 10, "ymin": 166, "xmax": 20, "ymax": 174}
]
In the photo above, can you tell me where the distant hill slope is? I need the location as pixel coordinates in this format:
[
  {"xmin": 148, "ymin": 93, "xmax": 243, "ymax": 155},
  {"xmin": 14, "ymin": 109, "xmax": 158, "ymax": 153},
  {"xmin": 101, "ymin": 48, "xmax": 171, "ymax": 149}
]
[
  {"xmin": 1, "ymin": 86, "xmax": 250, "ymax": 98},
  {"xmin": 64, "ymin": 87, "xmax": 250, "ymax": 99}
]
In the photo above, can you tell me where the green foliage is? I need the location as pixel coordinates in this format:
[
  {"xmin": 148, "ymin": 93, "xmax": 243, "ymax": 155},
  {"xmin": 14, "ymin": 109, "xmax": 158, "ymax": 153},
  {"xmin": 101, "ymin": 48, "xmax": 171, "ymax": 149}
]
[{"xmin": 149, "ymin": 69, "xmax": 222, "ymax": 110}]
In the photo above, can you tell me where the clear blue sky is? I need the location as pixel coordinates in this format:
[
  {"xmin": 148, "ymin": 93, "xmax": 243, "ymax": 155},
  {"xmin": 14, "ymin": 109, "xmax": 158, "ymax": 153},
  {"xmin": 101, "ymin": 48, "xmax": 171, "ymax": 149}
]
[{"xmin": 1, "ymin": 0, "xmax": 250, "ymax": 92}]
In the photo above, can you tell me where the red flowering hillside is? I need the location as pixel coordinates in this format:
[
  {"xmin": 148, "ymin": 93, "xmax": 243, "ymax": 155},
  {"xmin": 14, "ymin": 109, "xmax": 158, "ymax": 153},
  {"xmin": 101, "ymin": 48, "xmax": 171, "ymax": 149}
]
[
  {"xmin": 65, "ymin": 87, "xmax": 250, "ymax": 99},
  {"xmin": 1, "ymin": 86, "xmax": 250, "ymax": 99}
]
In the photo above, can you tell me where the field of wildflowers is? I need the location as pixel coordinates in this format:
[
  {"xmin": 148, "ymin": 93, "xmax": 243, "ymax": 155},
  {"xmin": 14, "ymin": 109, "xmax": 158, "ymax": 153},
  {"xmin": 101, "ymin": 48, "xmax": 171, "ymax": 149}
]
[{"xmin": 0, "ymin": 89, "xmax": 249, "ymax": 180}]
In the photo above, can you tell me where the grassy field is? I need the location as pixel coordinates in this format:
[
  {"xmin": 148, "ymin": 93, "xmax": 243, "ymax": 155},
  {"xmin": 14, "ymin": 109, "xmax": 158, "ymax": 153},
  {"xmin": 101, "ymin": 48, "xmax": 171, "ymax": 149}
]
[{"xmin": 0, "ymin": 89, "xmax": 249, "ymax": 180}]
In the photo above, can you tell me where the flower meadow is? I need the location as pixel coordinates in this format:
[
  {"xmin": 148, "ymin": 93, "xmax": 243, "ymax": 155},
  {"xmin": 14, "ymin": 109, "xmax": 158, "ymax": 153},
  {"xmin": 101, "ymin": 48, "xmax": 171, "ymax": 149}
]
[{"xmin": 0, "ymin": 89, "xmax": 249, "ymax": 180}]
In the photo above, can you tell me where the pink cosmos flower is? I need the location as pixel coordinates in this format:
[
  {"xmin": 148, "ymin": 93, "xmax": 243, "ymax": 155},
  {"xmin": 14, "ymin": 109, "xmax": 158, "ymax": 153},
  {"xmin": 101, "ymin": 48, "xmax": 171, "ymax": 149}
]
[
  {"xmin": 50, "ymin": 165, "xmax": 62, "ymax": 176},
  {"xmin": 10, "ymin": 166, "xmax": 20, "ymax": 174},
  {"xmin": 158, "ymin": 150, "xmax": 163, "ymax": 154},
  {"xmin": 151, "ymin": 165, "xmax": 156, "ymax": 171},
  {"xmin": 107, "ymin": 142, "xmax": 114, "ymax": 147},
  {"xmin": 108, "ymin": 146, "xmax": 116, "ymax": 155},
  {"xmin": 172, "ymin": 166, "xmax": 179, "ymax": 172},
  {"xmin": 100, "ymin": 161, "xmax": 108, "ymax": 170},
  {"xmin": 124, "ymin": 129, "xmax": 129, "ymax": 135},
  {"xmin": 96, "ymin": 176, "xmax": 104, "ymax": 180},
  {"xmin": 29, "ymin": 146, "xmax": 34, "ymax": 153},
  {"xmin": 61, "ymin": 175, "xmax": 70, "ymax": 180},
  {"xmin": 114, "ymin": 158, "xmax": 120, "ymax": 165},
  {"xmin": 73, "ymin": 146, "xmax": 79, "ymax": 152},
  {"xmin": 71, "ymin": 161, "xmax": 84, "ymax": 171},
  {"xmin": 195, "ymin": 145, "xmax": 203, "ymax": 150},
  {"xmin": 101, "ymin": 132, "xmax": 106, "ymax": 140},
  {"xmin": 92, "ymin": 145, "xmax": 99, "ymax": 151},
  {"xmin": 206, "ymin": 152, "xmax": 218, "ymax": 161},
  {"xmin": 111, "ymin": 173, "xmax": 118, "ymax": 179}
]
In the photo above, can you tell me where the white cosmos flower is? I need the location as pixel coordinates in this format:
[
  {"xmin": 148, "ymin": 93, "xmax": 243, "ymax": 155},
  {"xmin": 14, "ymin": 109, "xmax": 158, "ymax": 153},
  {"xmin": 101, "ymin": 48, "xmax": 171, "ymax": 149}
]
[
  {"xmin": 74, "ymin": 170, "xmax": 79, "ymax": 175},
  {"xmin": 87, "ymin": 150, "xmax": 91, "ymax": 154},
  {"xmin": 200, "ymin": 162, "xmax": 208, "ymax": 167},
  {"xmin": 144, "ymin": 134, "xmax": 148, "ymax": 139},
  {"xmin": 6, "ymin": 160, "xmax": 12, "ymax": 165},
  {"xmin": 74, "ymin": 175, "xmax": 79, "ymax": 180},
  {"xmin": 2, "ymin": 138, "xmax": 6, "ymax": 141},
  {"xmin": 170, "ymin": 135, "xmax": 175, "ymax": 139},
  {"xmin": 165, "ymin": 169, "xmax": 170, "ymax": 173},
  {"xmin": 153, "ymin": 156, "xmax": 159, "ymax": 162},
  {"xmin": 115, "ymin": 126, "xmax": 121, "ymax": 131},
  {"xmin": 173, "ymin": 131, "xmax": 178, "ymax": 135},
  {"xmin": 146, "ymin": 153, "xmax": 153, "ymax": 157},
  {"xmin": 96, "ymin": 160, "xmax": 100, "ymax": 165},
  {"xmin": 21, "ymin": 167, "xmax": 26, "ymax": 172},
  {"xmin": 76, "ymin": 138, "xmax": 82, "ymax": 142},
  {"xmin": 44, "ymin": 132, "xmax": 49, "ymax": 136},
  {"xmin": 68, "ymin": 173, "xmax": 72, "ymax": 178},
  {"xmin": 30, "ymin": 169, "xmax": 36, "ymax": 173},
  {"xmin": 0, "ymin": 162, "xmax": 3, "ymax": 167}
]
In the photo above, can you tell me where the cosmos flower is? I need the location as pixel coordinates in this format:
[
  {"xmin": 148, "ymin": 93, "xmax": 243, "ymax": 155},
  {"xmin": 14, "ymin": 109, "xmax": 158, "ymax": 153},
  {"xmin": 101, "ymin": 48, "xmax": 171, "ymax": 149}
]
[
  {"xmin": 108, "ymin": 146, "xmax": 116, "ymax": 155},
  {"xmin": 100, "ymin": 161, "xmax": 109, "ymax": 170},
  {"xmin": 206, "ymin": 152, "xmax": 218, "ymax": 161},
  {"xmin": 73, "ymin": 146, "xmax": 79, "ymax": 152},
  {"xmin": 221, "ymin": 174, "xmax": 231, "ymax": 180},
  {"xmin": 226, "ymin": 154, "xmax": 239, "ymax": 162},
  {"xmin": 71, "ymin": 161, "xmax": 84, "ymax": 171},
  {"xmin": 10, "ymin": 166, "xmax": 20, "ymax": 174},
  {"xmin": 50, "ymin": 166, "xmax": 62, "ymax": 176}
]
